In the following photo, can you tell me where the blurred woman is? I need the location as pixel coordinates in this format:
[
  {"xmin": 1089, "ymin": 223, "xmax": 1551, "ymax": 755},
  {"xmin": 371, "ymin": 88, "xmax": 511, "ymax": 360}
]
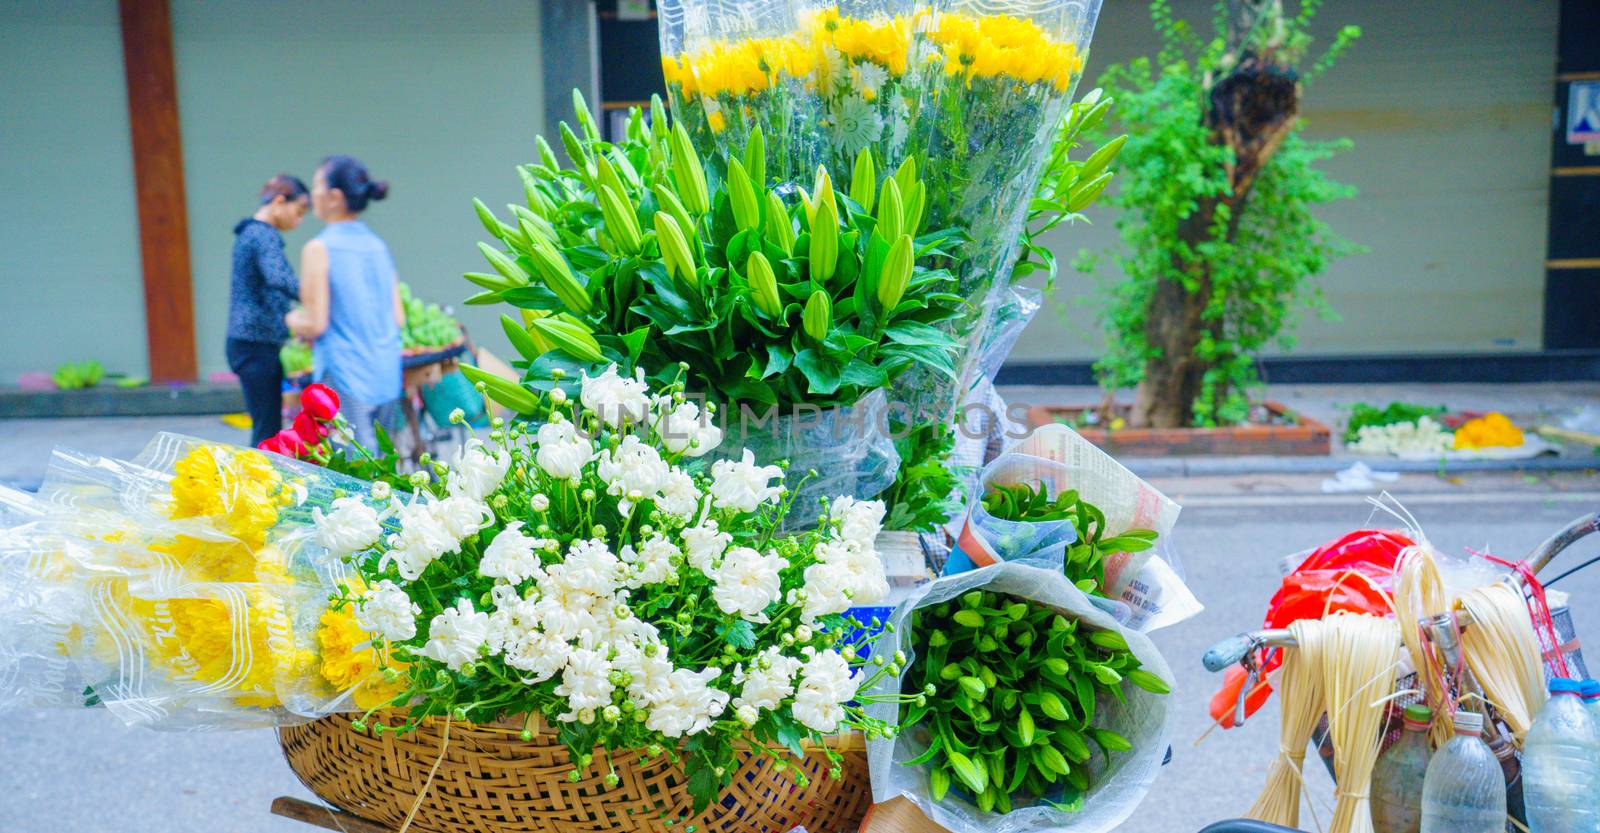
[
  {"xmin": 286, "ymin": 155, "xmax": 403, "ymax": 449},
  {"xmin": 228, "ymin": 174, "xmax": 308, "ymax": 446}
]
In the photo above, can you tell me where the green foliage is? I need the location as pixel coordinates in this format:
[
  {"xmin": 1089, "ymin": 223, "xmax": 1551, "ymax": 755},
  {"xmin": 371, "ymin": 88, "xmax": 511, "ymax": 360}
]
[
  {"xmin": 1343, "ymin": 401, "xmax": 1446, "ymax": 442},
  {"xmin": 280, "ymin": 340, "xmax": 313, "ymax": 377},
  {"xmin": 53, "ymin": 360, "xmax": 104, "ymax": 390},
  {"xmin": 882, "ymin": 423, "xmax": 963, "ymax": 533},
  {"xmin": 1016, "ymin": 90, "xmax": 1125, "ymax": 290},
  {"xmin": 980, "ymin": 483, "xmax": 1156, "ymax": 595},
  {"xmin": 468, "ymin": 92, "xmax": 965, "ymax": 412},
  {"xmin": 1083, "ymin": 0, "xmax": 1362, "ymax": 426},
  {"xmin": 400, "ymin": 283, "xmax": 463, "ymax": 351},
  {"xmin": 902, "ymin": 590, "xmax": 1168, "ymax": 813}
]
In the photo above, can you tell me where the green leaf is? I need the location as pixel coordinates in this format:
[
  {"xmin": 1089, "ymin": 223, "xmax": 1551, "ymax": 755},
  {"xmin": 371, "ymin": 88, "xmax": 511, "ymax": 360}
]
[
  {"xmin": 793, "ymin": 349, "xmax": 842, "ymax": 396},
  {"xmin": 717, "ymin": 620, "xmax": 757, "ymax": 650}
]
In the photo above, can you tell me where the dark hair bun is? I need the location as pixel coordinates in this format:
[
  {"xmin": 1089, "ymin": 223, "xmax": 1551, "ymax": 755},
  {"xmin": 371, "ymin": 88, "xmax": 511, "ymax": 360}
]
[{"xmin": 367, "ymin": 180, "xmax": 390, "ymax": 201}]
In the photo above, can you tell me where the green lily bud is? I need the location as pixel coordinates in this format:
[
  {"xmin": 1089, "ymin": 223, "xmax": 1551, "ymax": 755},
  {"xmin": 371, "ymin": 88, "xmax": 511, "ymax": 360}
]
[
  {"xmin": 460, "ymin": 365, "xmax": 540, "ymax": 414},
  {"xmin": 892, "ymin": 156, "xmax": 918, "ymax": 199},
  {"xmin": 809, "ymin": 197, "xmax": 839, "ymax": 283},
  {"xmin": 1078, "ymin": 134, "xmax": 1127, "ymax": 184},
  {"xmin": 473, "ymin": 198, "xmax": 509, "ymax": 242},
  {"xmin": 516, "ymin": 166, "xmax": 544, "ymax": 211},
  {"xmin": 1036, "ymin": 744, "xmax": 1071, "ymax": 776},
  {"xmin": 1090, "ymin": 664, "xmax": 1123, "ymax": 686},
  {"xmin": 463, "ymin": 271, "xmax": 516, "ymax": 292},
  {"xmin": 1018, "ymin": 707, "xmax": 1036, "ymax": 746},
  {"xmin": 1092, "ymin": 728, "xmax": 1134, "ymax": 753},
  {"xmin": 929, "ymin": 767, "xmax": 950, "ymax": 802},
  {"xmin": 597, "ymin": 183, "xmax": 643, "ymax": 255},
  {"xmin": 877, "ymin": 233, "xmax": 913, "ymax": 311},
  {"xmin": 849, "ymin": 147, "xmax": 876, "ymax": 212},
  {"xmin": 743, "ymin": 126, "xmax": 766, "ymax": 187},
  {"xmin": 1068, "ymin": 171, "xmax": 1113, "ymax": 213},
  {"xmin": 801, "ymin": 290, "xmax": 831, "ymax": 342},
  {"xmin": 559, "ymin": 121, "xmax": 591, "ymax": 181},
  {"xmin": 939, "ymin": 662, "xmax": 962, "ymax": 681},
  {"xmin": 726, "ymin": 158, "xmax": 760, "ymax": 233},
  {"xmin": 952, "ymin": 609, "xmax": 983, "ymax": 628},
  {"xmin": 572, "ymin": 88, "xmax": 600, "ymax": 141},
  {"xmin": 669, "ymin": 122, "xmax": 709, "ymax": 216},
  {"xmin": 510, "ymin": 205, "xmax": 557, "ymax": 245},
  {"xmin": 536, "ymin": 136, "xmax": 560, "ymax": 172},
  {"xmin": 902, "ymin": 180, "xmax": 926, "ymax": 236},
  {"xmin": 1127, "ymin": 669, "xmax": 1172, "ymax": 695},
  {"xmin": 958, "ymin": 676, "xmax": 987, "ymax": 700},
  {"xmin": 530, "ymin": 316, "xmax": 604, "ymax": 363},
  {"xmin": 653, "ymin": 211, "xmax": 697, "ymax": 288},
  {"xmin": 946, "ymin": 750, "xmax": 987, "ymax": 794},
  {"xmin": 649, "ymin": 94, "xmax": 669, "ymax": 146},
  {"xmin": 1038, "ymin": 690, "xmax": 1070, "ymax": 721},
  {"xmin": 500, "ymin": 313, "xmax": 545, "ymax": 361},
  {"xmin": 810, "ymin": 166, "xmax": 837, "ymax": 227},
  {"xmin": 518, "ymin": 309, "xmax": 557, "ymax": 353},
  {"xmin": 526, "ymin": 239, "xmax": 593, "ymax": 314},
  {"xmin": 746, "ymin": 251, "xmax": 781, "ymax": 318},
  {"xmin": 765, "ymin": 191, "xmax": 795, "ymax": 254},
  {"xmin": 1043, "ymin": 657, "xmax": 1071, "ymax": 677},
  {"xmin": 595, "ymin": 155, "xmax": 629, "ymax": 205},
  {"xmin": 652, "ymin": 185, "xmax": 695, "ymax": 242},
  {"xmin": 1089, "ymin": 630, "xmax": 1128, "ymax": 652},
  {"xmin": 477, "ymin": 242, "xmax": 530, "ymax": 286},
  {"xmin": 876, "ymin": 178, "xmax": 903, "ymax": 243}
]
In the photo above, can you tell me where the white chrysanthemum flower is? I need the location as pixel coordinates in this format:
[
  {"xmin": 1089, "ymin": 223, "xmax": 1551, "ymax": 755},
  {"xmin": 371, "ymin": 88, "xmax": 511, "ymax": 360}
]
[
  {"xmin": 800, "ymin": 560, "xmax": 856, "ymax": 623},
  {"xmin": 732, "ymin": 647, "xmax": 802, "ymax": 712},
  {"xmin": 645, "ymin": 667, "xmax": 730, "ymax": 737},
  {"xmin": 596, "ymin": 434, "xmax": 669, "ymax": 512},
  {"xmin": 736, "ymin": 703, "xmax": 759, "ymax": 726},
  {"xmin": 830, "ymin": 496, "xmax": 885, "ymax": 549},
  {"xmin": 503, "ymin": 629, "xmax": 567, "ymax": 682},
  {"xmin": 656, "ymin": 468, "xmax": 701, "ymax": 519},
  {"xmin": 579, "ymin": 364, "xmax": 651, "ymax": 427},
  {"xmin": 849, "ymin": 62, "xmax": 888, "ymax": 99},
  {"xmin": 382, "ymin": 499, "xmax": 458, "ymax": 580},
  {"xmin": 356, "ymin": 579, "xmax": 420, "ymax": 642},
  {"xmin": 420, "ymin": 598, "xmax": 490, "ymax": 671},
  {"xmin": 711, "ymin": 546, "xmax": 783, "ymax": 622},
  {"xmin": 814, "ymin": 536, "xmax": 889, "ymax": 606},
  {"xmin": 554, "ymin": 538, "xmax": 622, "ymax": 597},
  {"xmin": 447, "ymin": 438, "xmax": 511, "ymax": 501},
  {"xmin": 371, "ymin": 481, "xmax": 392, "ymax": 501},
  {"xmin": 829, "ymin": 93, "xmax": 884, "ymax": 157},
  {"xmin": 534, "ymin": 415, "xmax": 593, "ymax": 480},
  {"xmin": 313, "ymin": 496, "xmax": 382, "ymax": 557},
  {"xmin": 532, "ymin": 591, "xmax": 602, "ymax": 645},
  {"xmin": 816, "ymin": 45, "xmax": 848, "ymax": 92},
  {"xmin": 888, "ymin": 94, "xmax": 911, "ymax": 148},
  {"xmin": 792, "ymin": 650, "xmax": 857, "ymax": 733},
  {"xmin": 434, "ymin": 495, "xmax": 492, "ymax": 540},
  {"xmin": 479, "ymin": 521, "xmax": 546, "ymax": 585},
  {"xmin": 654, "ymin": 398, "xmax": 722, "ymax": 457},
  {"xmin": 621, "ymin": 535, "xmax": 681, "ymax": 587},
  {"xmin": 709, "ymin": 450, "xmax": 784, "ymax": 513},
  {"xmin": 614, "ymin": 642, "xmax": 674, "ymax": 708},
  {"xmin": 555, "ymin": 647, "xmax": 616, "ymax": 714},
  {"xmin": 681, "ymin": 521, "xmax": 732, "ymax": 573}
]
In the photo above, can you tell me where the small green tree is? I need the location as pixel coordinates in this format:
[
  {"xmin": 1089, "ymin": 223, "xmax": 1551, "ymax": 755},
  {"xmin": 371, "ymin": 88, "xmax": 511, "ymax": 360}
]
[{"xmin": 1085, "ymin": 0, "xmax": 1361, "ymax": 428}]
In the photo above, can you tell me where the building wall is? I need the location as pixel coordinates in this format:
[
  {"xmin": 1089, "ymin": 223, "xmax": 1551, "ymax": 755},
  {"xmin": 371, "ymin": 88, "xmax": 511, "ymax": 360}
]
[
  {"xmin": 1011, "ymin": 0, "xmax": 1560, "ymax": 364},
  {"xmin": 0, "ymin": 0, "xmax": 148, "ymax": 383},
  {"xmin": 172, "ymin": 0, "xmax": 545, "ymax": 377}
]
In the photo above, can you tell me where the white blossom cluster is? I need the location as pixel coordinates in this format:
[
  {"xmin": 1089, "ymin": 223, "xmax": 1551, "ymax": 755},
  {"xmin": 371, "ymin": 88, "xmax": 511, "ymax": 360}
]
[
  {"xmin": 1348, "ymin": 416, "xmax": 1454, "ymax": 457},
  {"xmin": 321, "ymin": 365, "xmax": 891, "ymax": 742}
]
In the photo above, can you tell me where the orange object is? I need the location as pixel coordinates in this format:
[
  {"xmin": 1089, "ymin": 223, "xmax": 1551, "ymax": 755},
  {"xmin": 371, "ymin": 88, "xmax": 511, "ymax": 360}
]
[{"xmin": 1453, "ymin": 411, "xmax": 1524, "ymax": 450}]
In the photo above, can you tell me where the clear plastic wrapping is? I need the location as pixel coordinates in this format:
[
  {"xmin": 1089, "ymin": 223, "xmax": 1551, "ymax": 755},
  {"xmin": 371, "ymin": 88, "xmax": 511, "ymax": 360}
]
[{"xmin": 863, "ymin": 561, "xmax": 1175, "ymax": 833}]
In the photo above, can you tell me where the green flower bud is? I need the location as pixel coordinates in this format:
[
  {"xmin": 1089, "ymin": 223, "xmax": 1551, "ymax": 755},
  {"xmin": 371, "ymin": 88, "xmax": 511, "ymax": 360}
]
[
  {"xmin": 876, "ymin": 178, "xmax": 903, "ymax": 243},
  {"xmin": 595, "ymin": 155, "xmax": 630, "ymax": 204},
  {"xmin": 669, "ymin": 121, "xmax": 709, "ymax": 216},
  {"xmin": 809, "ymin": 198, "xmax": 839, "ymax": 283},
  {"xmin": 801, "ymin": 290, "xmax": 831, "ymax": 342},
  {"xmin": 526, "ymin": 239, "xmax": 593, "ymax": 314},
  {"xmin": 1127, "ymin": 669, "xmax": 1172, "ymax": 695},
  {"xmin": 652, "ymin": 185, "xmax": 696, "ymax": 245},
  {"xmin": 1078, "ymin": 134, "xmax": 1127, "ymax": 184},
  {"xmin": 902, "ymin": 180, "xmax": 926, "ymax": 236},
  {"xmin": 530, "ymin": 316, "xmax": 605, "ymax": 363},
  {"xmin": 809, "ymin": 166, "xmax": 837, "ymax": 227},
  {"xmin": 1068, "ymin": 170, "xmax": 1113, "ymax": 213},
  {"xmin": 649, "ymin": 94, "xmax": 669, "ymax": 145},
  {"xmin": 572, "ymin": 88, "xmax": 600, "ymax": 141},
  {"xmin": 653, "ymin": 211, "xmax": 698, "ymax": 288},
  {"xmin": 536, "ymin": 135, "xmax": 560, "ymax": 172},
  {"xmin": 473, "ymin": 198, "xmax": 511, "ymax": 242},
  {"xmin": 597, "ymin": 182, "xmax": 644, "ymax": 255},
  {"xmin": 1089, "ymin": 629, "xmax": 1128, "ymax": 652},
  {"xmin": 958, "ymin": 675, "xmax": 987, "ymax": 700},
  {"xmin": 952, "ymin": 609, "xmax": 983, "ymax": 628},
  {"xmin": 892, "ymin": 156, "xmax": 918, "ymax": 198},
  {"xmin": 559, "ymin": 121, "xmax": 592, "ymax": 182},
  {"xmin": 746, "ymin": 251, "xmax": 782, "ymax": 318},
  {"xmin": 877, "ymin": 233, "xmax": 913, "ymax": 311},
  {"xmin": 726, "ymin": 158, "xmax": 760, "ymax": 232},
  {"xmin": 477, "ymin": 242, "xmax": 530, "ymax": 286},
  {"xmin": 744, "ymin": 126, "xmax": 766, "ymax": 186},
  {"xmin": 763, "ymin": 192, "xmax": 795, "ymax": 256},
  {"xmin": 849, "ymin": 147, "xmax": 876, "ymax": 212}
]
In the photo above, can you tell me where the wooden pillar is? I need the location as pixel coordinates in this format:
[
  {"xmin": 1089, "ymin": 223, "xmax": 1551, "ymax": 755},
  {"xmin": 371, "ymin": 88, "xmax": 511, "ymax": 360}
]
[{"xmin": 119, "ymin": 0, "xmax": 197, "ymax": 382}]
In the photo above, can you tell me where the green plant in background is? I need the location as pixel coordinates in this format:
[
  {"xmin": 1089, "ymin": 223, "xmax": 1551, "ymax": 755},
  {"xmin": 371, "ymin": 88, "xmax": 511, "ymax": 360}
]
[
  {"xmin": 399, "ymin": 283, "xmax": 463, "ymax": 352},
  {"xmin": 1082, "ymin": 0, "xmax": 1361, "ymax": 428},
  {"xmin": 279, "ymin": 340, "xmax": 313, "ymax": 377},
  {"xmin": 1343, "ymin": 401, "xmax": 1447, "ymax": 442},
  {"xmin": 53, "ymin": 360, "xmax": 104, "ymax": 390},
  {"xmin": 982, "ymin": 483, "xmax": 1157, "ymax": 594},
  {"xmin": 902, "ymin": 590, "xmax": 1170, "ymax": 814},
  {"xmin": 464, "ymin": 91, "xmax": 964, "ymax": 413}
]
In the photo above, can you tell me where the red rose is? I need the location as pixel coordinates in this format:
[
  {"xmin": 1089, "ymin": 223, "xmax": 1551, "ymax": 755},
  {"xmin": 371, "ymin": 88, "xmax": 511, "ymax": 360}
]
[
  {"xmin": 257, "ymin": 435, "xmax": 289, "ymax": 455},
  {"xmin": 293, "ymin": 410, "xmax": 329, "ymax": 445},
  {"xmin": 272, "ymin": 429, "xmax": 309, "ymax": 458},
  {"xmin": 301, "ymin": 383, "xmax": 341, "ymax": 421}
]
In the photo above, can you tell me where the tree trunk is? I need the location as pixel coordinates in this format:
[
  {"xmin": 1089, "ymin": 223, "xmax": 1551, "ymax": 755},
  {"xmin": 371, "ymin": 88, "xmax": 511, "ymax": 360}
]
[{"xmin": 1128, "ymin": 13, "xmax": 1301, "ymax": 428}]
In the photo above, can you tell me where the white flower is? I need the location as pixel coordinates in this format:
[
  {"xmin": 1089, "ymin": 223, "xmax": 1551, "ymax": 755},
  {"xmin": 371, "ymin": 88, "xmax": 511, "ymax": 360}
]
[
  {"xmin": 888, "ymin": 94, "xmax": 911, "ymax": 148},
  {"xmin": 535, "ymin": 416, "xmax": 593, "ymax": 480},
  {"xmin": 733, "ymin": 647, "xmax": 802, "ymax": 712},
  {"xmin": 447, "ymin": 438, "xmax": 510, "ymax": 501},
  {"xmin": 356, "ymin": 579, "xmax": 420, "ymax": 642},
  {"xmin": 596, "ymin": 435, "xmax": 670, "ymax": 512},
  {"xmin": 434, "ymin": 495, "xmax": 492, "ymax": 540},
  {"xmin": 813, "ymin": 537, "xmax": 889, "ymax": 607},
  {"xmin": 709, "ymin": 450, "xmax": 784, "ymax": 513},
  {"xmin": 645, "ymin": 667, "xmax": 730, "ymax": 737},
  {"xmin": 580, "ymin": 364, "xmax": 651, "ymax": 427},
  {"xmin": 792, "ymin": 650, "xmax": 857, "ymax": 733},
  {"xmin": 313, "ymin": 496, "xmax": 382, "ymax": 557},
  {"xmin": 829, "ymin": 93, "xmax": 884, "ymax": 157},
  {"xmin": 479, "ymin": 522, "xmax": 547, "ymax": 585},
  {"xmin": 420, "ymin": 598, "xmax": 490, "ymax": 671},
  {"xmin": 503, "ymin": 628, "xmax": 568, "ymax": 682},
  {"xmin": 655, "ymin": 398, "xmax": 722, "ymax": 457},
  {"xmin": 656, "ymin": 468, "xmax": 701, "ymax": 519},
  {"xmin": 614, "ymin": 642, "xmax": 674, "ymax": 708},
  {"xmin": 830, "ymin": 497, "xmax": 885, "ymax": 549},
  {"xmin": 553, "ymin": 538, "xmax": 622, "ymax": 597},
  {"xmin": 621, "ymin": 535, "xmax": 681, "ymax": 587},
  {"xmin": 382, "ymin": 499, "xmax": 459, "ymax": 580},
  {"xmin": 849, "ymin": 62, "xmax": 888, "ymax": 99},
  {"xmin": 736, "ymin": 704, "xmax": 759, "ymax": 726},
  {"xmin": 816, "ymin": 45, "xmax": 848, "ymax": 91},
  {"xmin": 681, "ymin": 521, "xmax": 732, "ymax": 573},
  {"xmin": 711, "ymin": 546, "xmax": 783, "ymax": 622},
  {"xmin": 800, "ymin": 560, "xmax": 856, "ymax": 623},
  {"xmin": 371, "ymin": 481, "xmax": 392, "ymax": 501},
  {"xmin": 555, "ymin": 647, "xmax": 616, "ymax": 715},
  {"xmin": 531, "ymin": 493, "xmax": 550, "ymax": 512}
]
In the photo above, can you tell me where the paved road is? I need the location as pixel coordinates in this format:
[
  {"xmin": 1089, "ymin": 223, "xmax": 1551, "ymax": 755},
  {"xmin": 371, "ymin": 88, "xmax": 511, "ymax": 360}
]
[{"xmin": 2, "ymin": 488, "xmax": 1597, "ymax": 833}]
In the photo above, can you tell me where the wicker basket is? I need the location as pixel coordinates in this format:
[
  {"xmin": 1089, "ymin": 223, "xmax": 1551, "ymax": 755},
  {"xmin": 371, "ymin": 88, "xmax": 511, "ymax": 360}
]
[{"xmin": 279, "ymin": 713, "xmax": 872, "ymax": 833}]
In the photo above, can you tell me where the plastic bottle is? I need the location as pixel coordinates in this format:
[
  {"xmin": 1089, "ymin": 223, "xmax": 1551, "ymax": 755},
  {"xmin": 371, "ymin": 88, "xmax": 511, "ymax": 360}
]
[
  {"xmin": 1419, "ymin": 710, "xmax": 1507, "ymax": 833},
  {"xmin": 1581, "ymin": 679, "xmax": 1600, "ymax": 728},
  {"xmin": 1372, "ymin": 704, "xmax": 1434, "ymax": 833},
  {"xmin": 1523, "ymin": 677, "xmax": 1600, "ymax": 833}
]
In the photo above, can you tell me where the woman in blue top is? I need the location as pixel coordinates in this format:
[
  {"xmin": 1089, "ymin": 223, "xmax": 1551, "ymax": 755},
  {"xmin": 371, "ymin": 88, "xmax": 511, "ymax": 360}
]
[
  {"xmin": 286, "ymin": 155, "xmax": 404, "ymax": 449},
  {"xmin": 228, "ymin": 174, "xmax": 308, "ymax": 446}
]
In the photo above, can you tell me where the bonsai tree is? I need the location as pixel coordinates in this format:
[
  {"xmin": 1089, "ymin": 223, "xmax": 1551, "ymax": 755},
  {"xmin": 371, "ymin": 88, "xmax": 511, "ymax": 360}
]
[{"xmin": 1085, "ymin": 0, "xmax": 1360, "ymax": 428}]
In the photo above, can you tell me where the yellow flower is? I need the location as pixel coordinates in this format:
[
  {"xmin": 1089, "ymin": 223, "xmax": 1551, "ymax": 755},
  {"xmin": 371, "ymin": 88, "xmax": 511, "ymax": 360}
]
[
  {"xmin": 169, "ymin": 445, "xmax": 284, "ymax": 549},
  {"xmin": 707, "ymin": 108, "xmax": 727, "ymax": 132},
  {"xmin": 1453, "ymin": 412, "xmax": 1524, "ymax": 450},
  {"xmin": 316, "ymin": 595, "xmax": 410, "ymax": 710}
]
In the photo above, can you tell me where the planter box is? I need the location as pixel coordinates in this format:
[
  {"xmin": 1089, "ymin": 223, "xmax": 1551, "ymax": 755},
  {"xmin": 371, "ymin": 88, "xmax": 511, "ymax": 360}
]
[{"xmin": 1025, "ymin": 401, "xmax": 1332, "ymax": 457}]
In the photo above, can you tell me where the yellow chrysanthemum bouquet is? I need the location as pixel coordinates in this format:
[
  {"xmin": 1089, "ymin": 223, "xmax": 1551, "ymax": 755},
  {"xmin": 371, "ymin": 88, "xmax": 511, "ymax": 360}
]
[{"xmin": 0, "ymin": 434, "xmax": 399, "ymax": 727}]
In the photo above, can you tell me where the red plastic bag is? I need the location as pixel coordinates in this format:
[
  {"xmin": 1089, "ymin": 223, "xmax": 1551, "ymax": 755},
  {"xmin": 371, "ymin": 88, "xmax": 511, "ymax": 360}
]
[{"xmin": 1209, "ymin": 529, "xmax": 1413, "ymax": 728}]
